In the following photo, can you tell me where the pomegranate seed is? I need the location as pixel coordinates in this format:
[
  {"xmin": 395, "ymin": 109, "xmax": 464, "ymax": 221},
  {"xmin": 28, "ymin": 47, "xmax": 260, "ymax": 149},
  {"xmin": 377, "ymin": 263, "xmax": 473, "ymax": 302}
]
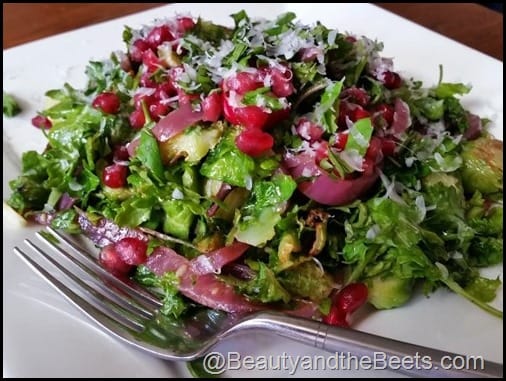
[
  {"xmin": 345, "ymin": 35, "xmax": 357, "ymax": 43},
  {"xmin": 335, "ymin": 283, "xmax": 368, "ymax": 314},
  {"xmin": 365, "ymin": 136, "xmax": 383, "ymax": 163},
  {"xmin": 99, "ymin": 244, "xmax": 133, "ymax": 276},
  {"xmin": 313, "ymin": 140, "xmax": 329, "ymax": 163},
  {"xmin": 114, "ymin": 237, "xmax": 148, "ymax": 265},
  {"xmin": 338, "ymin": 103, "xmax": 369, "ymax": 127},
  {"xmin": 352, "ymin": 107, "xmax": 370, "ymax": 121},
  {"xmin": 129, "ymin": 39, "xmax": 150, "ymax": 62},
  {"xmin": 361, "ymin": 157, "xmax": 376, "ymax": 176},
  {"xmin": 129, "ymin": 109, "xmax": 146, "ymax": 130},
  {"xmin": 150, "ymin": 101, "xmax": 170, "ymax": 118},
  {"xmin": 142, "ymin": 49, "xmax": 161, "ymax": 73},
  {"xmin": 92, "ymin": 92, "xmax": 121, "ymax": 114},
  {"xmin": 146, "ymin": 25, "xmax": 173, "ymax": 50},
  {"xmin": 202, "ymin": 91, "xmax": 223, "ymax": 122},
  {"xmin": 382, "ymin": 71, "xmax": 402, "ymax": 89},
  {"xmin": 296, "ymin": 118, "xmax": 324, "ymax": 142},
  {"xmin": 269, "ymin": 68, "xmax": 294, "ymax": 97},
  {"xmin": 342, "ymin": 87, "xmax": 370, "ymax": 107},
  {"xmin": 154, "ymin": 81, "xmax": 176, "ymax": 100},
  {"xmin": 177, "ymin": 17, "xmax": 195, "ymax": 33},
  {"xmin": 222, "ymin": 97, "xmax": 239, "ymax": 125},
  {"xmin": 374, "ymin": 103, "xmax": 394, "ymax": 125},
  {"xmin": 381, "ymin": 138, "xmax": 397, "ymax": 156},
  {"xmin": 133, "ymin": 92, "xmax": 156, "ymax": 110},
  {"xmin": 235, "ymin": 129, "xmax": 274, "ymax": 157},
  {"xmin": 223, "ymin": 91, "xmax": 270, "ymax": 130},
  {"xmin": 323, "ymin": 283, "xmax": 368, "ymax": 327},
  {"xmin": 235, "ymin": 105, "xmax": 270, "ymax": 130},
  {"xmin": 31, "ymin": 115, "xmax": 52, "ymax": 129},
  {"xmin": 333, "ymin": 132, "xmax": 349, "ymax": 151},
  {"xmin": 102, "ymin": 164, "xmax": 128, "ymax": 188},
  {"xmin": 272, "ymin": 81, "xmax": 294, "ymax": 98},
  {"xmin": 223, "ymin": 71, "xmax": 263, "ymax": 94},
  {"xmin": 177, "ymin": 88, "xmax": 200, "ymax": 105},
  {"xmin": 113, "ymin": 145, "xmax": 130, "ymax": 161},
  {"xmin": 139, "ymin": 72, "xmax": 157, "ymax": 88},
  {"xmin": 266, "ymin": 108, "xmax": 290, "ymax": 129},
  {"xmin": 323, "ymin": 304, "xmax": 348, "ymax": 327}
]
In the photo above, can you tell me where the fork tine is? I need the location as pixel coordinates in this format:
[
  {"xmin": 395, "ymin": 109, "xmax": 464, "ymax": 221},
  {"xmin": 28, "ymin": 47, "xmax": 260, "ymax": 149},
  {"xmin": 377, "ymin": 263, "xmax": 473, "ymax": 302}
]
[
  {"xmin": 45, "ymin": 227, "xmax": 162, "ymax": 309},
  {"xmin": 22, "ymin": 239, "xmax": 146, "ymax": 332},
  {"xmin": 13, "ymin": 245, "xmax": 203, "ymax": 361},
  {"xmin": 34, "ymin": 234, "xmax": 156, "ymax": 320},
  {"xmin": 36, "ymin": 231, "xmax": 158, "ymax": 318},
  {"xmin": 13, "ymin": 245, "xmax": 147, "ymax": 335}
]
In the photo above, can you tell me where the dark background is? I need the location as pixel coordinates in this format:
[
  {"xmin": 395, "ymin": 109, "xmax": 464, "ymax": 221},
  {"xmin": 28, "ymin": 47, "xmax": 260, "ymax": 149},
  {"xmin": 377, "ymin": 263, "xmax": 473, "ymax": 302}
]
[{"xmin": 481, "ymin": 3, "xmax": 503, "ymax": 12}]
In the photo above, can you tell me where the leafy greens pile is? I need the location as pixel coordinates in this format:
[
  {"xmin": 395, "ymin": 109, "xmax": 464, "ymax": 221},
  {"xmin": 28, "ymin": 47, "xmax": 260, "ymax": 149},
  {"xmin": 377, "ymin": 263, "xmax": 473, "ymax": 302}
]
[{"xmin": 7, "ymin": 10, "xmax": 503, "ymax": 321}]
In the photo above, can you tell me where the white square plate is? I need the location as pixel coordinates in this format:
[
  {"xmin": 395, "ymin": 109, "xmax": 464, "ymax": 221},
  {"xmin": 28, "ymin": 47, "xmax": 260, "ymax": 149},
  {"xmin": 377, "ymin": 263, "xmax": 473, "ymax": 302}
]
[{"xmin": 3, "ymin": 3, "xmax": 503, "ymax": 377}]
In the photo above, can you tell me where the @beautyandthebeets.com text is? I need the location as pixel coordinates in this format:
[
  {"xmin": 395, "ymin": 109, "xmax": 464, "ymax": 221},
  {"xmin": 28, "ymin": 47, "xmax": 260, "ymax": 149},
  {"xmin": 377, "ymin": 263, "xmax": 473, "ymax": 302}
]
[{"xmin": 201, "ymin": 351, "xmax": 486, "ymax": 375}]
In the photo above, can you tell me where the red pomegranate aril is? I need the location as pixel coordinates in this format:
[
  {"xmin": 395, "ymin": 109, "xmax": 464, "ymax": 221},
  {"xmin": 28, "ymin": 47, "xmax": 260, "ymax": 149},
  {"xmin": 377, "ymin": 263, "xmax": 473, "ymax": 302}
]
[
  {"xmin": 202, "ymin": 91, "xmax": 223, "ymax": 122},
  {"xmin": 271, "ymin": 81, "xmax": 294, "ymax": 98},
  {"xmin": 313, "ymin": 140, "xmax": 329, "ymax": 163},
  {"xmin": 154, "ymin": 81, "xmax": 176, "ymax": 100},
  {"xmin": 102, "ymin": 164, "xmax": 128, "ymax": 188},
  {"xmin": 267, "ymin": 108, "xmax": 290, "ymax": 128},
  {"xmin": 338, "ymin": 102, "xmax": 350, "ymax": 128},
  {"xmin": 149, "ymin": 102, "xmax": 170, "ymax": 120},
  {"xmin": 129, "ymin": 109, "xmax": 146, "ymax": 130},
  {"xmin": 365, "ymin": 136, "xmax": 383, "ymax": 164},
  {"xmin": 114, "ymin": 237, "xmax": 148, "ymax": 266},
  {"xmin": 323, "ymin": 283, "xmax": 368, "ymax": 327},
  {"xmin": 235, "ymin": 129, "xmax": 274, "ymax": 157},
  {"xmin": 222, "ymin": 97, "xmax": 240, "ymax": 125},
  {"xmin": 322, "ymin": 304, "xmax": 348, "ymax": 327},
  {"xmin": 177, "ymin": 88, "xmax": 200, "ymax": 105},
  {"xmin": 375, "ymin": 103, "xmax": 394, "ymax": 125},
  {"xmin": 352, "ymin": 107, "xmax": 370, "ymax": 121},
  {"xmin": 146, "ymin": 25, "xmax": 173, "ymax": 50},
  {"xmin": 383, "ymin": 71, "xmax": 402, "ymax": 89},
  {"xmin": 343, "ymin": 87, "xmax": 369, "ymax": 107},
  {"xmin": 296, "ymin": 118, "xmax": 323, "ymax": 142},
  {"xmin": 224, "ymin": 71, "xmax": 263, "ymax": 94},
  {"xmin": 140, "ymin": 72, "xmax": 157, "ymax": 88},
  {"xmin": 270, "ymin": 68, "xmax": 294, "ymax": 97},
  {"xmin": 381, "ymin": 138, "xmax": 397, "ymax": 156},
  {"xmin": 335, "ymin": 283, "xmax": 368, "ymax": 314},
  {"xmin": 177, "ymin": 17, "xmax": 195, "ymax": 33},
  {"xmin": 92, "ymin": 92, "xmax": 121, "ymax": 114},
  {"xmin": 130, "ymin": 39, "xmax": 150, "ymax": 62},
  {"xmin": 31, "ymin": 115, "xmax": 52, "ymax": 129},
  {"xmin": 134, "ymin": 92, "xmax": 156, "ymax": 110},
  {"xmin": 361, "ymin": 157, "xmax": 375, "ymax": 176},
  {"xmin": 142, "ymin": 49, "xmax": 161, "ymax": 73},
  {"xmin": 223, "ymin": 97, "xmax": 270, "ymax": 130},
  {"xmin": 99, "ymin": 244, "xmax": 133, "ymax": 276},
  {"xmin": 334, "ymin": 132, "xmax": 349, "ymax": 151},
  {"xmin": 113, "ymin": 145, "xmax": 130, "ymax": 161}
]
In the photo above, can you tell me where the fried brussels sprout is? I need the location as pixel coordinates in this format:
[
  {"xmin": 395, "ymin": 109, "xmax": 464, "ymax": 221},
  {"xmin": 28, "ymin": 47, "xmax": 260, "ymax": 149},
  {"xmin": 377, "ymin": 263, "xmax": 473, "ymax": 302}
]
[
  {"xmin": 366, "ymin": 276, "xmax": 414, "ymax": 309},
  {"xmin": 279, "ymin": 261, "xmax": 334, "ymax": 302},
  {"xmin": 460, "ymin": 137, "xmax": 503, "ymax": 194}
]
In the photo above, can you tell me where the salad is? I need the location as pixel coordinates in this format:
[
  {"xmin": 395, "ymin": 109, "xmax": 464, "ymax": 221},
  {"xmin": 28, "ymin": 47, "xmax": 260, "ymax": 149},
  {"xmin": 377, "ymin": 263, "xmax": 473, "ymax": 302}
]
[{"xmin": 7, "ymin": 10, "xmax": 503, "ymax": 327}]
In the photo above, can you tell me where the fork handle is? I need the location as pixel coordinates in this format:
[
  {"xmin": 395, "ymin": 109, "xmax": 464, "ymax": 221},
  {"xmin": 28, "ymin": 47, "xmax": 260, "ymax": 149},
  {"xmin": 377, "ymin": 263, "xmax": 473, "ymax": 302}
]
[{"xmin": 230, "ymin": 312, "xmax": 502, "ymax": 378}]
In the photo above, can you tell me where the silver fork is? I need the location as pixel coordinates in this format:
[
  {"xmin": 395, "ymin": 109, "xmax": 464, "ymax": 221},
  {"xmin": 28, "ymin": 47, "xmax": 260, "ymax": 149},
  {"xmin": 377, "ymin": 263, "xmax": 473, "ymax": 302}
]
[{"xmin": 14, "ymin": 227, "xmax": 502, "ymax": 378}]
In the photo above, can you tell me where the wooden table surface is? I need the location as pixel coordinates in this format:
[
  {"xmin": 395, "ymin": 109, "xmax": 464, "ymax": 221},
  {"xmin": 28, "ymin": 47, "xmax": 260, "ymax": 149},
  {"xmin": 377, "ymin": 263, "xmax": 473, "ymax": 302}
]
[{"xmin": 3, "ymin": 3, "xmax": 503, "ymax": 61}]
